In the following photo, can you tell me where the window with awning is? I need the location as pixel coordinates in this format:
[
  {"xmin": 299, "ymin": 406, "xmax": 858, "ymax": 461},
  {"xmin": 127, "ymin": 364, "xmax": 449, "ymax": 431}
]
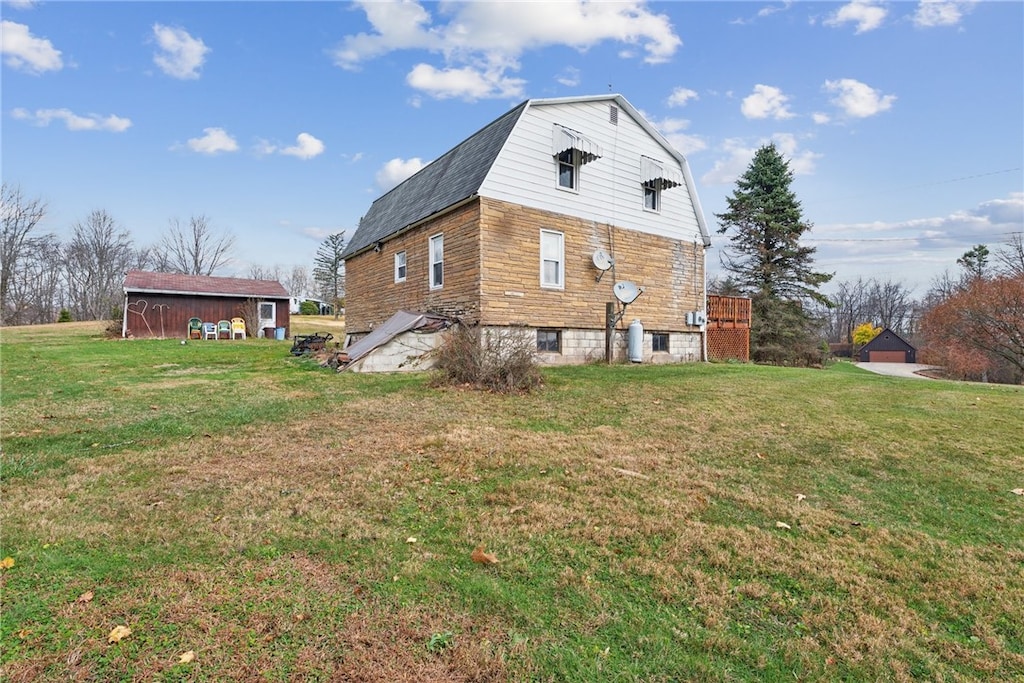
[
  {"xmin": 640, "ymin": 156, "xmax": 684, "ymax": 190},
  {"xmin": 552, "ymin": 125, "xmax": 603, "ymax": 165}
]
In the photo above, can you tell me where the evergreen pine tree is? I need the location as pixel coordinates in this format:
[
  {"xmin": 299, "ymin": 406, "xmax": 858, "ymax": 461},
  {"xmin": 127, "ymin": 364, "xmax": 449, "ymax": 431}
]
[
  {"xmin": 715, "ymin": 144, "xmax": 832, "ymax": 363},
  {"xmin": 312, "ymin": 232, "xmax": 347, "ymax": 319}
]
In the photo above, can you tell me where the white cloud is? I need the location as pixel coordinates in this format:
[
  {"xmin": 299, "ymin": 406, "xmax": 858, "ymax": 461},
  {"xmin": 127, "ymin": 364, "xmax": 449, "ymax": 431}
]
[
  {"xmin": 4, "ymin": 0, "xmax": 38, "ymax": 8},
  {"xmin": 914, "ymin": 0, "xmax": 977, "ymax": 28},
  {"xmin": 406, "ymin": 63, "xmax": 525, "ymax": 101},
  {"xmin": 812, "ymin": 112, "xmax": 831, "ymax": 125},
  {"xmin": 152, "ymin": 23, "xmax": 209, "ymax": 79},
  {"xmin": 702, "ymin": 138, "xmax": 757, "ymax": 186},
  {"xmin": 701, "ymin": 135, "xmax": 819, "ymax": 185},
  {"xmin": 281, "ymin": 132, "xmax": 325, "ymax": 160},
  {"xmin": 301, "ymin": 226, "xmax": 338, "ymax": 241},
  {"xmin": 648, "ymin": 115, "xmax": 706, "ymax": 156},
  {"xmin": 12, "ymin": 107, "xmax": 131, "ymax": 132},
  {"xmin": 812, "ymin": 193, "xmax": 1023, "ymax": 279},
  {"xmin": 376, "ymin": 157, "xmax": 427, "ymax": 191},
  {"xmin": 770, "ymin": 133, "xmax": 822, "ymax": 175},
  {"xmin": 333, "ymin": 1, "xmax": 680, "ymax": 99},
  {"xmin": 1, "ymin": 20, "xmax": 62, "ymax": 73},
  {"xmin": 556, "ymin": 66, "xmax": 580, "ymax": 87},
  {"xmin": 970, "ymin": 192, "xmax": 1023, "ymax": 225},
  {"xmin": 824, "ymin": 1, "xmax": 888, "ymax": 33},
  {"xmin": 741, "ymin": 84, "xmax": 794, "ymax": 120},
  {"xmin": 187, "ymin": 127, "xmax": 238, "ymax": 154},
  {"xmin": 824, "ymin": 78, "xmax": 896, "ymax": 117},
  {"xmin": 667, "ymin": 87, "xmax": 699, "ymax": 108}
]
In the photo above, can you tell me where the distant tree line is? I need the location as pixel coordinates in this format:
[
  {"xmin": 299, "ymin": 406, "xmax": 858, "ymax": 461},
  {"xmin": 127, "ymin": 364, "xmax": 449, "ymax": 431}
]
[
  {"xmin": 710, "ymin": 145, "xmax": 1022, "ymax": 384},
  {"xmin": 1, "ymin": 182, "xmax": 344, "ymax": 326}
]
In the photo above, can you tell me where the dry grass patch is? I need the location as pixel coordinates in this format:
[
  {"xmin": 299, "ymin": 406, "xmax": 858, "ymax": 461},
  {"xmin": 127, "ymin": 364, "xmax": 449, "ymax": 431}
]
[{"xmin": 3, "ymin": 328, "xmax": 1022, "ymax": 681}]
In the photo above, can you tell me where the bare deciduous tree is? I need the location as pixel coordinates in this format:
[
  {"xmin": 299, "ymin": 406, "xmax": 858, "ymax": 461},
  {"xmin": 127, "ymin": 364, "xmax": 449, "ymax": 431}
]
[
  {"xmin": 866, "ymin": 278, "xmax": 916, "ymax": 334},
  {"xmin": 158, "ymin": 215, "xmax": 236, "ymax": 275},
  {"xmin": 1, "ymin": 183, "xmax": 48, "ymax": 324},
  {"xmin": 994, "ymin": 232, "xmax": 1024, "ymax": 278},
  {"xmin": 63, "ymin": 210, "xmax": 139, "ymax": 321},
  {"xmin": 247, "ymin": 264, "xmax": 281, "ymax": 281},
  {"xmin": 282, "ymin": 265, "xmax": 309, "ymax": 298}
]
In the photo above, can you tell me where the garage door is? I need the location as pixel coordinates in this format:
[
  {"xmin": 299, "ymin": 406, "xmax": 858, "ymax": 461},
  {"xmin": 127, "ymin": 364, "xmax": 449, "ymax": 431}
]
[{"xmin": 869, "ymin": 350, "xmax": 907, "ymax": 363}]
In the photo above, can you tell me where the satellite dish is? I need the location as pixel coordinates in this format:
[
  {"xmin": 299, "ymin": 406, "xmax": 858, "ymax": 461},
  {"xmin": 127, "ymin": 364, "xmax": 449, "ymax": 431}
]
[
  {"xmin": 613, "ymin": 281, "xmax": 642, "ymax": 305},
  {"xmin": 592, "ymin": 249, "xmax": 614, "ymax": 271}
]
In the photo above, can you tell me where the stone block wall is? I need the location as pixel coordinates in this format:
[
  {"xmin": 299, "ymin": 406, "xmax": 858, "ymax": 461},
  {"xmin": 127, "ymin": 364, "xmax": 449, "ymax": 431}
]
[
  {"xmin": 344, "ymin": 201, "xmax": 482, "ymax": 334},
  {"xmin": 478, "ymin": 198, "xmax": 705, "ymax": 332}
]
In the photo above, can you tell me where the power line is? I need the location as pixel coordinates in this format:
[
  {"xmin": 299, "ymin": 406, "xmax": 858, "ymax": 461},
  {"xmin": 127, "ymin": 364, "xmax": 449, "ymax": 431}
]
[
  {"xmin": 803, "ymin": 167, "xmax": 1022, "ymax": 207},
  {"xmin": 805, "ymin": 230, "xmax": 1022, "ymax": 243}
]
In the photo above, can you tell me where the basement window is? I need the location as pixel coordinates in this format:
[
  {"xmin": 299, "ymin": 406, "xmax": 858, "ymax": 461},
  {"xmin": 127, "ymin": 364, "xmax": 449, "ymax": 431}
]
[
  {"xmin": 537, "ymin": 329, "xmax": 561, "ymax": 353},
  {"xmin": 652, "ymin": 332, "xmax": 669, "ymax": 353}
]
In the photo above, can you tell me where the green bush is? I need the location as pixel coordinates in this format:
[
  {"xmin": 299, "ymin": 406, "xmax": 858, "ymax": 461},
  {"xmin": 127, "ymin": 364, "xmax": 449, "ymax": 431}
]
[
  {"xmin": 432, "ymin": 324, "xmax": 542, "ymax": 393},
  {"xmin": 57, "ymin": 308, "xmax": 72, "ymax": 323},
  {"xmin": 299, "ymin": 300, "xmax": 320, "ymax": 315}
]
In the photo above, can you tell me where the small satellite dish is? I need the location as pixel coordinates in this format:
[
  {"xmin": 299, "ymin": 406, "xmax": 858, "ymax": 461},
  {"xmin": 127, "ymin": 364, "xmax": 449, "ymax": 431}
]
[
  {"xmin": 592, "ymin": 249, "xmax": 614, "ymax": 271},
  {"xmin": 613, "ymin": 281, "xmax": 642, "ymax": 305}
]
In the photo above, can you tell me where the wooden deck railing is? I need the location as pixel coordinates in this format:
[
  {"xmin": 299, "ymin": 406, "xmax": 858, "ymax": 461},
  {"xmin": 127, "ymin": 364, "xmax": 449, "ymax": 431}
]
[{"xmin": 707, "ymin": 295, "xmax": 752, "ymax": 328}]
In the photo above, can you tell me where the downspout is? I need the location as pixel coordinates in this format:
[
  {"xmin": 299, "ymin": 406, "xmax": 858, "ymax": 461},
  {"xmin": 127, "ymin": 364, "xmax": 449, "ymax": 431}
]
[{"xmin": 701, "ymin": 242, "xmax": 709, "ymax": 362}]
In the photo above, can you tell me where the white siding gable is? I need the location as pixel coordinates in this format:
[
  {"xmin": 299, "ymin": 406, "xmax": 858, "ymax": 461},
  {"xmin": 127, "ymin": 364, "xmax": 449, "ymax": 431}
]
[{"xmin": 479, "ymin": 98, "xmax": 705, "ymax": 244}]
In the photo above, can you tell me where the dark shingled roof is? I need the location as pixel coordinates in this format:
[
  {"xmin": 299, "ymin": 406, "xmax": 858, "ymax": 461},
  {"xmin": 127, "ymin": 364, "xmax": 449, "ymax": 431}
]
[
  {"xmin": 124, "ymin": 270, "xmax": 288, "ymax": 298},
  {"xmin": 341, "ymin": 101, "xmax": 528, "ymax": 259}
]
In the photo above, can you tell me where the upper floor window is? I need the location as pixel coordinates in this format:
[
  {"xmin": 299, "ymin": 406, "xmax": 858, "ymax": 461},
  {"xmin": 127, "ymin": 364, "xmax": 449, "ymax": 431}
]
[
  {"xmin": 641, "ymin": 156, "xmax": 683, "ymax": 211},
  {"xmin": 429, "ymin": 234, "xmax": 443, "ymax": 289},
  {"xmin": 540, "ymin": 229, "xmax": 564, "ymax": 289},
  {"xmin": 557, "ymin": 149, "xmax": 578, "ymax": 190},
  {"xmin": 394, "ymin": 250, "xmax": 407, "ymax": 283},
  {"xmin": 643, "ymin": 180, "xmax": 660, "ymax": 212},
  {"xmin": 553, "ymin": 125, "xmax": 602, "ymax": 192}
]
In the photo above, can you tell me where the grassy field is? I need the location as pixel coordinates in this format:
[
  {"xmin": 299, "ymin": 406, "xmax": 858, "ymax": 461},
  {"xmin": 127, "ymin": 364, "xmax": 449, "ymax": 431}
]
[{"xmin": 1, "ymin": 321, "xmax": 1022, "ymax": 682}]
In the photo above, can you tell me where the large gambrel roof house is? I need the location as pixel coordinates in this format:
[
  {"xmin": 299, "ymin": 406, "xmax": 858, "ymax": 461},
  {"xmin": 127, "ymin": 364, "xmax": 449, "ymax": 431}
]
[{"xmin": 341, "ymin": 94, "xmax": 712, "ymax": 369}]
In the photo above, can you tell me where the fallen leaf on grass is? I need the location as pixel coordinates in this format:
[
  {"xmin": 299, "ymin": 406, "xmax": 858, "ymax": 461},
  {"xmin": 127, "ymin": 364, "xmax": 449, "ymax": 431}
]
[
  {"xmin": 795, "ymin": 494, "xmax": 807, "ymax": 502},
  {"xmin": 178, "ymin": 650, "xmax": 195, "ymax": 664},
  {"xmin": 17, "ymin": 628, "xmax": 31, "ymax": 639},
  {"xmin": 406, "ymin": 537, "xmax": 417, "ymax": 544},
  {"xmin": 611, "ymin": 466, "xmax": 649, "ymax": 479},
  {"xmin": 0, "ymin": 556, "xmax": 14, "ymax": 570},
  {"xmin": 471, "ymin": 545, "xmax": 499, "ymax": 565},
  {"xmin": 1012, "ymin": 488, "xmax": 1024, "ymax": 496},
  {"xmin": 775, "ymin": 521, "xmax": 792, "ymax": 530},
  {"xmin": 76, "ymin": 591, "xmax": 94, "ymax": 603},
  {"xmin": 107, "ymin": 625, "xmax": 131, "ymax": 644}
]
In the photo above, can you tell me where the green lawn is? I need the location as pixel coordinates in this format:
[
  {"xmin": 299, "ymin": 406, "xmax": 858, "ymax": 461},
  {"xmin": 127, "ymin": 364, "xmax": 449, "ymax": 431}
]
[{"xmin": 2, "ymin": 323, "xmax": 1022, "ymax": 681}]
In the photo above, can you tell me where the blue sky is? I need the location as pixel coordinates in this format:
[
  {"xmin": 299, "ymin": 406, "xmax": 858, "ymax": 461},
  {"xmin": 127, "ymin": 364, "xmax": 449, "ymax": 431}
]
[{"xmin": 3, "ymin": 0, "xmax": 1022, "ymax": 295}]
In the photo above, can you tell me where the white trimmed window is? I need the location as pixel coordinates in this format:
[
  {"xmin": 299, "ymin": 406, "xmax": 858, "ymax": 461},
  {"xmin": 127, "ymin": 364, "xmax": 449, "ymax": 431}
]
[
  {"xmin": 429, "ymin": 234, "xmax": 443, "ymax": 289},
  {"xmin": 540, "ymin": 229, "xmax": 564, "ymax": 289},
  {"xmin": 394, "ymin": 250, "xmax": 407, "ymax": 282},
  {"xmin": 557, "ymin": 149, "xmax": 578, "ymax": 190},
  {"xmin": 643, "ymin": 180, "xmax": 660, "ymax": 212}
]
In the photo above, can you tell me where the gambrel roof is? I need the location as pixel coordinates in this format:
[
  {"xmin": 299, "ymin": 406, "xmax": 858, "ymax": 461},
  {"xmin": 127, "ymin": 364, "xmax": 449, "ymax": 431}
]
[
  {"xmin": 341, "ymin": 101, "xmax": 527, "ymax": 259},
  {"xmin": 124, "ymin": 270, "xmax": 288, "ymax": 298},
  {"xmin": 341, "ymin": 94, "xmax": 710, "ymax": 259}
]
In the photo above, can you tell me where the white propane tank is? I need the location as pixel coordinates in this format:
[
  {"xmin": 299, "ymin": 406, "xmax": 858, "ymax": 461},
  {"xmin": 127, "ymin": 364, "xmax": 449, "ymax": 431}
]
[{"xmin": 628, "ymin": 319, "xmax": 644, "ymax": 363}]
